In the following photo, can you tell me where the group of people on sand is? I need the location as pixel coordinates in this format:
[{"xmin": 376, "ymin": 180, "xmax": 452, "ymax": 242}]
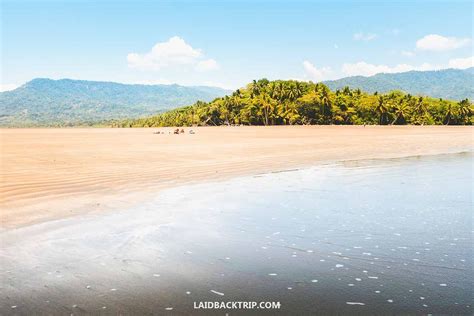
[{"xmin": 153, "ymin": 129, "xmax": 195, "ymax": 135}]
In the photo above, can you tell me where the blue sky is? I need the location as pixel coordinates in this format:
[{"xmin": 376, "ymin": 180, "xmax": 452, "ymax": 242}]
[{"xmin": 1, "ymin": 0, "xmax": 473, "ymax": 90}]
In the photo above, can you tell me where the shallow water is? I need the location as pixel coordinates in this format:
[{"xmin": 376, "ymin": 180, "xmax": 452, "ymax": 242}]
[{"xmin": 1, "ymin": 153, "xmax": 472, "ymax": 315}]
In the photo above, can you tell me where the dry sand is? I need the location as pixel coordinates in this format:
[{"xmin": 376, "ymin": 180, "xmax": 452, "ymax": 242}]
[{"xmin": 1, "ymin": 126, "xmax": 472, "ymax": 228}]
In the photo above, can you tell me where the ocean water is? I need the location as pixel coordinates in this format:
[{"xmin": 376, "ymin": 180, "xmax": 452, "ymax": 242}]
[{"xmin": 1, "ymin": 153, "xmax": 472, "ymax": 315}]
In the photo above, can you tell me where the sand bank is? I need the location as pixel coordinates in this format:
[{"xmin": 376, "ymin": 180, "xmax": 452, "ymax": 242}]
[{"xmin": 1, "ymin": 126, "xmax": 472, "ymax": 228}]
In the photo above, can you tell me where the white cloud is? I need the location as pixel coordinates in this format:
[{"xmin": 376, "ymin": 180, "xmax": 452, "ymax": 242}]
[
  {"xmin": 196, "ymin": 58, "xmax": 219, "ymax": 71},
  {"xmin": 341, "ymin": 61, "xmax": 439, "ymax": 77},
  {"xmin": 448, "ymin": 56, "xmax": 474, "ymax": 69},
  {"xmin": 303, "ymin": 61, "xmax": 334, "ymax": 81},
  {"xmin": 127, "ymin": 36, "xmax": 218, "ymax": 72},
  {"xmin": 304, "ymin": 55, "xmax": 474, "ymax": 80},
  {"xmin": 353, "ymin": 32, "xmax": 378, "ymax": 41},
  {"xmin": 401, "ymin": 50, "xmax": 415, "ymax": 57},
  {"xmin": 416, "ymin": 34, "xmax": 471, "ymax": 51},
  {"xmin": 0, "ymin": 83, "xmax": 19, "ymax": 92},
  {"xmin": 342, "ymin": 57, "xmax": 473, "ymax": 77}
]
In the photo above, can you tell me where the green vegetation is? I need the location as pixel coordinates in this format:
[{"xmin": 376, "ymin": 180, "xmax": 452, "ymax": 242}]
[
  {"xmin": 2, "ymin": 69, "xmax": 472, "ymax": 127},
  {"xmin": 117, "ymin": 79, "xmax": 473, "ymax": 127},
  {"xmin": 0, "ymin": 78, "xmax": 230, "ymax": 127},
  {"xmin": 324, "ymin": 68, "xmax": 474, "ymax": 101}
]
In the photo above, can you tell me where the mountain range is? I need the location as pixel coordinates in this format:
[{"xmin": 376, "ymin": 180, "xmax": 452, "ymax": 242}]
[
  {"xmin": 324, "ymin": 68, "xmax": 473, "ymax": 101},
  {"xmin": 1, "ymin": 68, "xmax": 472, "ymax": 127},
  {"xmin": 0, "ymin": 79, "xmax": 230, "ymax": 127}
]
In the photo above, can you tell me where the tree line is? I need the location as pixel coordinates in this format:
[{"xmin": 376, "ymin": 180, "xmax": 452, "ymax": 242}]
[{"xmin": 116, "ymin": 79, "xmax": 473, "ymax": 127}]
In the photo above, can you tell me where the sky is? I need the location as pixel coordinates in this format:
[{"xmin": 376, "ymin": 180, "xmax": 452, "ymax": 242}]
[{"xmin": 1, "ymin": 0, "xmax": 473, "ymax": 91}]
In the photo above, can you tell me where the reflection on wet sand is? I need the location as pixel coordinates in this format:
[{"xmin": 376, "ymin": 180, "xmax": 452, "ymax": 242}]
[{"xmin": 1, "ymin": 153, "xmax": 472, "ymax": 315}]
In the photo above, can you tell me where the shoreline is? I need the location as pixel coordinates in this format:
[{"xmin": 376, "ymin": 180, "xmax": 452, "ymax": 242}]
[
  {"xmin": 1, "ymin": 126, "xmax": 473, "ymax": 229},
  {"xmin": 3, "ymin": 150, "xmax": 471, "ymax": 233},
  {"xmin": 1, "ymin": 151, "xmax": 472, "ymax": 315}
]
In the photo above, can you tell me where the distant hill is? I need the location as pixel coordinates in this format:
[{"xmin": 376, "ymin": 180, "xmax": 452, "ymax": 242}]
[
  {"xmin": 0, "ymin": 78, "xmax": 230, "ymax": 126},
  {"xmin": 324, "ymin": 68, "xmax": 473, "ymax": 101}
]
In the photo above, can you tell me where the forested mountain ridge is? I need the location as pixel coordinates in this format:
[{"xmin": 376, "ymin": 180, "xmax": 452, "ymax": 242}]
[
  {"xmin": 118, "ymin": 79, "xmax": 473, "ymax": 127},
  {"xmin": 323, "ymin": 68, "xmax": 474, "ymax": 101},
  {"xmin": 0, "ymin": 78, "xmax": 231, "ymax": 127},
  {"xmin": 2, "ymin": 68, "xmax": 472, "ymax": 127}
]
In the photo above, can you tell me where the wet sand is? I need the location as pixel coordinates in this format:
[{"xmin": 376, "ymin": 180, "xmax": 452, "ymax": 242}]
[
  {"xmin": 1, "ymin": 153, "xmax": 472, "ymax": 315},
  {"xmin": 1, "ymin": 126, "xmax": 472, "ymax": 228}
]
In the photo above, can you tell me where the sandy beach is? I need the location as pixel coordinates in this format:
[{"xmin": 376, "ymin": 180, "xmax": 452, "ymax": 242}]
[
  {"xmin": 1, "ymin": 126, "xmax": 473, "ymax": 315},
  {"xmin": 1, "ymin": 126, "xmax": 472, "ymax": 228}
]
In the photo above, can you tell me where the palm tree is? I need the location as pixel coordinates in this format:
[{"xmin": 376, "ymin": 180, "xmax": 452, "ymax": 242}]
[
  {"xmin": 267, "ymin": 83, "xmax": 282, "ymax": 124},
  {"xmin": 241, "ymin": 102, "xmax": 258, "ymax": 125},
  {"xmin": 221, "ymin": 96, "xmax": 234, "ymax": 125},
  {"xmin": 278, "ymin": 82, "xmax": 303, "ymax": 125},
  {"xmin": 342, "ymin": 86, "xmax": 352, "ymax": 96},
  {"xmin": 320, "ymin": 89, "xmax": 332, "ymax": 124},
  {"xmin": 233, "ymin": 89, "xmax": 243, "ymax": 98},
  {"xmin": 443, "ymin": 103, "xmax": 455, "ymax": 125},
  {"xmin": 294, "ymin": 81, "xmax": 304, "ymax": 99},
  {"xmin": 314, "ymin": 83, "xmax": 321, "ymax": 94},
  {"xmin": 376, "ymin": 96, "xmax": 389, "ymax": 125},
  {"xmin": 286, "ymin": 102, "xmax": 300, "ymax": 125},
  {"xmin": 413, "ymin": 96, "xmax": 427, "ymax": 125},
  {"xmin": 257, "ymin": 95, "xmax": 275, "ymax": 126},
  {"xmin": 190, "ymin": 107, "xmax": 196, "ymax": 125},
  {"xmin": 250, "ymin": 80, "xmax": 261, "ymax": 98},
  {"xmin": 392, "ymin": 101, "xmax": 408, "ymax": 125},
  {"xmin": 276, "ymin": 82, "xmax": 285, "ymax": 101},
  {"xmin": 267, "ymin": 82, "xmax": 276, "ymax": 100},
  {"xmin": 458, "ymin": 99, "xmax": 472, "ymax": 125},
  {"xmin": 334, "ymin": 95, "xmax": 355, "ymax": 124}
]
